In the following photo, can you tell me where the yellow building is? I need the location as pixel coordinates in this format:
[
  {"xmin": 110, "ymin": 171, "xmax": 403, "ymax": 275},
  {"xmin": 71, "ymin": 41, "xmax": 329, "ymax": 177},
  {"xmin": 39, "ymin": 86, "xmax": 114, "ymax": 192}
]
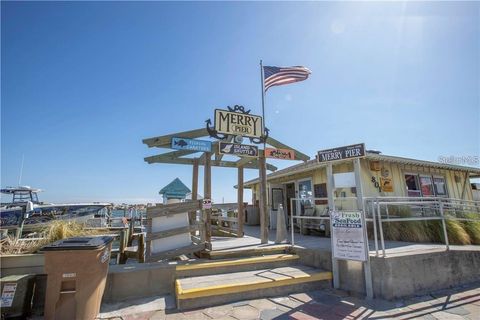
[{"xmin": 245, "ymin": 149, "xmax": 480, "ymax": 221}]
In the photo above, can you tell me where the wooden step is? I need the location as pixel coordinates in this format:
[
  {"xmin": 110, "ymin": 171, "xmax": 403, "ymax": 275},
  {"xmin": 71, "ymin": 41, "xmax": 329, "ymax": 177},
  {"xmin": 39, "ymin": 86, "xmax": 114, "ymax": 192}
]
[
  {"xmin": 176, "ymin": 254, "xmax": 299, "ymax": 277},
  {"xmin": 201, "ymin": 244, "xmax": 291, "ymax": 260},
  {"xmin": 175, "ymin": 265, "xmax": 332, "ymax": 310}
]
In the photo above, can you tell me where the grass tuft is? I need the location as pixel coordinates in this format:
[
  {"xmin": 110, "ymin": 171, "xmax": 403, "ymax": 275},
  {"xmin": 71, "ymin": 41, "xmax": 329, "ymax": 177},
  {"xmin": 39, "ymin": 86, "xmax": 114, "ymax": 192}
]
[{"xmin": 1, "ymin": 221, "xmax": 104, "ymax": 255}]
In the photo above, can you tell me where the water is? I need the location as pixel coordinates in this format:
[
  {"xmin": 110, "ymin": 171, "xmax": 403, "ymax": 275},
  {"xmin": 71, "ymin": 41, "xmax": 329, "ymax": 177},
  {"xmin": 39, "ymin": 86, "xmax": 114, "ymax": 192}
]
[{"xmin": 110, "ymin": 209, "xmax": 146, "ymax": 218}]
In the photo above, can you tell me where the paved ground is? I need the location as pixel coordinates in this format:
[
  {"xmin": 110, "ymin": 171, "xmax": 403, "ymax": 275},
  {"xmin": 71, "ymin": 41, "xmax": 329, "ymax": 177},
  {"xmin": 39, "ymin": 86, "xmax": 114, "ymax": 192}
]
[
  {"xmin": 98, "ymin": 281, "xmax": 480, "ymax": 320},
  {"xmin": 212, "ymin": 226, "xmax": 480, "ymax": 257}
]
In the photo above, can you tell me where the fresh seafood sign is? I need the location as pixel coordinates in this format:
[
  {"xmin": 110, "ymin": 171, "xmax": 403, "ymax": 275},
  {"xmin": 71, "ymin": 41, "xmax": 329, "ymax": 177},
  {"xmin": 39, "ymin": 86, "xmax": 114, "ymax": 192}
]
[
  {"xmin": 214, "ymin": 109, "xmax": 263, "ymax": 138},
  {"xmin": 219, "ymin": 142, "xmax": 258, "ymax": 157},
  {"xmin": 317, "ymin": 143, "xmax": 365, "ymax": 163},
  {"xmin": 331, "ymin": 210, "xmax": 367, "ymax": 261},
  {"xmin": 171, "ymin": 137, "xmax": 212, "ymax": 152},
  {"xmin": 265, "ymin": 147, "xmax": 295, "ymax": 160}
]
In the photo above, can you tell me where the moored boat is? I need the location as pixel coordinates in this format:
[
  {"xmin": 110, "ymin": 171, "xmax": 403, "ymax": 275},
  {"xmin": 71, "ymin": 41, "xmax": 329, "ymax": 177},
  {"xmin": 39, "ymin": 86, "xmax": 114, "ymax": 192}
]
[{"xmin": 0, "ymin": 186, "xmax": 111, "ymax": 231}]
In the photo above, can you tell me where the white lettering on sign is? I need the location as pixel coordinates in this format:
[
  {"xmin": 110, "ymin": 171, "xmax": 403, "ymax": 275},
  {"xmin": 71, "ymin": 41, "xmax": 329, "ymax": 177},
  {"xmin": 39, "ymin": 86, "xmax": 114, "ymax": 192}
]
[
  {"xmin": 1, "ymin": 283, "xmax": 17, "ymax": 307},
  {"xmin": 214, "ymin": 109, "xmax": 263, "ymax": 138},
  {"xmin": 318, "ymin": 143, "xmax": 365, "ymax": 163},
  {"xmin": 62, "ymin": 273, "xmax": 76, "ymax": 278}
]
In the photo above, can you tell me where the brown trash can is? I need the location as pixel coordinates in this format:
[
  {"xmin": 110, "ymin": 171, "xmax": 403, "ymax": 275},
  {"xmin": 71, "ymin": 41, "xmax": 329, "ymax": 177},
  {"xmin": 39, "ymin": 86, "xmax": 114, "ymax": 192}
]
[{"xmin": 42, "ymin": 236, "xmax": 114, "ymax": 320}]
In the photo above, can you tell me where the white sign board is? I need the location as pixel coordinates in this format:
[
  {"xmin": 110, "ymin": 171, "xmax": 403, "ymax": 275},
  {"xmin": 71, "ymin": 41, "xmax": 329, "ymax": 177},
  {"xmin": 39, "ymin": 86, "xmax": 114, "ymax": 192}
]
[
  {"xmin": 1, "ymin": 283, "xmax": 17, "ymax": 307},
  {"xmin": 333, "ymin": 172, "xmax": 356, "ymax": 188},
  {"xmin": 331, "ymin": 210, "xmax": 367, "ymax": 262},
  {"xmin": 202, "ymin": 199, "xmax": 212, "ymax": 209}
]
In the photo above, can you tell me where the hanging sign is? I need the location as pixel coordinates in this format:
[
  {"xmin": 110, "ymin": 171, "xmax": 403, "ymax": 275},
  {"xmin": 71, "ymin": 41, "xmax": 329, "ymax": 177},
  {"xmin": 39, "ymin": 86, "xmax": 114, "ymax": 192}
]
[
  {"xmin": 318, "ymin": 143, "xmax": 365, "ymax": 163},
  {"xmin": 265, "ymin": 147, "xmax": 295, "ymax": 160},
  {"xmin": 202, "ymin": 199, "xmax": 212, "ymax": 210},
  {"xmin": 380, "ymin": 166, "xmax": 393, "ymax": 192},
  {"xmin": 219, "ymin": 142, "xmax": 258, "ymax": 157},
  {"xmin": 171, "ymin": 137, "xmax": 212, "ymax": 152},
  {"xmin": 331, "ymin": 210, "xmax": 367, "ymax": 262},
  {"xmin": 214, "ymin": 109, "xmax": 263, "ymax": 138}
]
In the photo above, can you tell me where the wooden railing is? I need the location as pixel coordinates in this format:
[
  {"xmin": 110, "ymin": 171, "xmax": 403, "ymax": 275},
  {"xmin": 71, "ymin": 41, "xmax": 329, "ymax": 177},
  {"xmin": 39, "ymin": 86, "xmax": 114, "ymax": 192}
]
[{"xmin": 145, "ymin": 200, "xmax": 207, "ymax": 262}]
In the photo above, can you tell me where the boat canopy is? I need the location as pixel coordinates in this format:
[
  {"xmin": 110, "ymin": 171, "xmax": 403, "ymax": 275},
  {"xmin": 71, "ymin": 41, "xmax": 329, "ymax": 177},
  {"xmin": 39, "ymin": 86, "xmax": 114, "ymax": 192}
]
[
  {"xmin": 1, "ymin": 186, "xmax": 42, "ymax": 204},
  {"xmin": 1, "ymin": 186, "xmax": 43, "ymax": 194}
]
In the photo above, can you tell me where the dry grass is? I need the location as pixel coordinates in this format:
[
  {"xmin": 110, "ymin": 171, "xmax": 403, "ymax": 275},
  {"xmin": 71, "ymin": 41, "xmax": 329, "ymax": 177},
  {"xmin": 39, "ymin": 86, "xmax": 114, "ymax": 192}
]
[
  {"xmin": 1, "ymin": 221, "xmax": 105, "ymax": 255},
  {"xmin": 0, "ymin": 236, "xmax": 45, "ymax": 255},
  {"xmin": 366, "ymin": 207, "xmax": 480, "ymax": 245},
  {"xmin": 461, "ymin": 214, "xmax": 480, "ymax": 245}
]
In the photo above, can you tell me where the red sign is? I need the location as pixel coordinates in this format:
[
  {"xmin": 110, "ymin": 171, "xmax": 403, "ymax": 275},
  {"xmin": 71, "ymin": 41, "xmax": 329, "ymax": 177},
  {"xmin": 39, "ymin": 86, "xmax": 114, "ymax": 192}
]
[{"xmin": 265, "ymin": 148, "xmax": 295, "ymax": 160}]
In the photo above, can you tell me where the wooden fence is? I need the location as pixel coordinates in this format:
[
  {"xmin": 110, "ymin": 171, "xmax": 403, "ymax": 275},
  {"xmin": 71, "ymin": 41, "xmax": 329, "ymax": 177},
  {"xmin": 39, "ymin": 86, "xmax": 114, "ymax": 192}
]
[{"xmin": 145, "ymin": 200, "xmax": 207, "ymax": 262}]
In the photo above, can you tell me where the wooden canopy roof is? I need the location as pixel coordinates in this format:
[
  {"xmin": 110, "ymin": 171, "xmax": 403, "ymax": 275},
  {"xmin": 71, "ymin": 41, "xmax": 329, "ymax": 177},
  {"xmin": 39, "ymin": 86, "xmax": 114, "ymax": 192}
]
[{"xmin": 142, "ymin": 128, "xmax": 309, "ymax": 171}]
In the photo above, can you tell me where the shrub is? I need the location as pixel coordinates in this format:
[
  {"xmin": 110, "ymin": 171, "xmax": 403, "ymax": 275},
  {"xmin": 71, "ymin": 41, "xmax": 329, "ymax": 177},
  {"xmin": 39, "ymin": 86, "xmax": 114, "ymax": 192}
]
[{"xmin": 0, "ymin": 221, "xmax": 104, "ymax": 255}]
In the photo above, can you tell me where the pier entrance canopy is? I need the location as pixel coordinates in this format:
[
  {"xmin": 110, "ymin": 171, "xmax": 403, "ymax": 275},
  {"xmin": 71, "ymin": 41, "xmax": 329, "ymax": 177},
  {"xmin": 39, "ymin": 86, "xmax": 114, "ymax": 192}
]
[{"xmin": 142, "ymin": 111, "xmax": 309, "ymax": 253}]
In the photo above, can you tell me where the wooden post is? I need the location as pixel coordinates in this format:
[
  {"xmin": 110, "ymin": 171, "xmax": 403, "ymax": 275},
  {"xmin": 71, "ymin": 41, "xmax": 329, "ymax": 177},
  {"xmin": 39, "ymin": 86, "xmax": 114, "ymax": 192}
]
[
  {"xmin": 128, "ymin": 215, "xmax": 135, "ymax": 246},
  {"xmin": 237, "ymin": 166, "xmax": 244, "ymax": 237},
  {"xmin": 326, "ymin": 163, "xmax": 339, "ymax": 287},
  {"xmin": 354, "ymin": 158, "xmax": 373, "ymax": 299},
  {"xmin": 138, "ymin": 233, "xmax": 145, "ymax": 263},
  {"xmin": 204, "ymin": 152, "xmax": 212, "ymax": 246},
  {"xmin": 259, "ymin": 152, "xmax": 269, "ymax": 244},
  {"xmin": 119, "ymin": 229, "xmax": 127, "ymax": 264},
  {"xmin": 192, "ymin": 158, "xmax": 199, "ymax": 201},
  {"xmin": 190, "ymin": 158, "xmax": 199, "ymax": 235}
]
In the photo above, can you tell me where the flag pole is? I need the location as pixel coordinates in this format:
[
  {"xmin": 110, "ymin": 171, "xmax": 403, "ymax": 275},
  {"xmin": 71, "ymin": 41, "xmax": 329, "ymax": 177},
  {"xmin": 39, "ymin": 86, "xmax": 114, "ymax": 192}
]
[
  {"xmin": 260, "ymin": 60, "xmax": 266, "ymax": 145},
  {"xmin": 259, "ymin": 59, "xmax": 268, "ymax": 243}
]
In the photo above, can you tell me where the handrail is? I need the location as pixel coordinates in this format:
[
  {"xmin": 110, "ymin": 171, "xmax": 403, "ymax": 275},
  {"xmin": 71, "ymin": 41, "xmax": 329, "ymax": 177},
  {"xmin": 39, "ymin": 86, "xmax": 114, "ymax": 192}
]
[{"xmin": 288, "ymin": 196, "xmax": 479, "ymax": 256}]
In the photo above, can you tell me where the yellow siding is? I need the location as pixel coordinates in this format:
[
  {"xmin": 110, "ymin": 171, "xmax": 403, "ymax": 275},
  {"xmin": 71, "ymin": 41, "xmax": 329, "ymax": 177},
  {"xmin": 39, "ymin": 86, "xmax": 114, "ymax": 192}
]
[{"xmin": 248, "ymin": 158, "xmax": 474, "ymax": 202}]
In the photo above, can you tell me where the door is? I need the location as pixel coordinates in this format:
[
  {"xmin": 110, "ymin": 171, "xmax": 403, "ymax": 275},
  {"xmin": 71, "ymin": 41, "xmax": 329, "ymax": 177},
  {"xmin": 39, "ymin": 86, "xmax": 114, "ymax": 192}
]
[
  {"xmin": 297, "ymin": 179, "xmax": 313, "ymax": 216},
  {"xmin": 285, "ymin": 183, "xmax": 296, "ymax": 218},
  {"xmin": 270, "ymin": 185, "xmax": 284, "ymax": 230}
]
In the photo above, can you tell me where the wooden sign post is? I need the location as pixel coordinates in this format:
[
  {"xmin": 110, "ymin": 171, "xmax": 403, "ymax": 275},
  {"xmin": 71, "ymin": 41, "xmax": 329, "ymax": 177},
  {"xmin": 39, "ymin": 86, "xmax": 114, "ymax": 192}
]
[
  {"xmin": 259, "ymin": 152, "xmax": 269, "ymax": 244},
  {"xmin": 237, "ymin": 166, "xmax": 244, "ymax": 237},
  {"xmin": 204, "ymin": 152, "xmax": 212, "ymax": 247}
]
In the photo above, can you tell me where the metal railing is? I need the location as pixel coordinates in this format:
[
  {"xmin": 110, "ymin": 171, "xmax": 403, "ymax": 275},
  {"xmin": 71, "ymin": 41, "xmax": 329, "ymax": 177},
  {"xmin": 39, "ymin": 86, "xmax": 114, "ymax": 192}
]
[
  {"xmin": 365, "ymin": 196, "xmax": 480, "ymax": 257},
  {"xmin": 287, "ymin": 196, "xmax": 480, "ymax": 257},
  {"xmin": 289, "ymin": 196, "xmax": 359, "ymax": 246}
]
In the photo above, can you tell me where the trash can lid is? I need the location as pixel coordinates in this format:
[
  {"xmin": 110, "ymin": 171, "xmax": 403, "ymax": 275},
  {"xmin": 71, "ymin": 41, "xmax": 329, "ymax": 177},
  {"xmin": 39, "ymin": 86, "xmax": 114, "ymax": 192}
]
[{"xmin": 42, "ymin": 236, "xmax": 114, "ymax": 251}]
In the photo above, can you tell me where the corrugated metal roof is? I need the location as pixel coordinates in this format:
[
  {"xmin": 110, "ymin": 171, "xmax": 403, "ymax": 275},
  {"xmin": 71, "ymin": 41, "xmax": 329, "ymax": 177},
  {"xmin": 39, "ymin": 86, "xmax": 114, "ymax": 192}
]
[{"xmin": 243, "ymin": 153, "xmax": 480, "ymax": 187}]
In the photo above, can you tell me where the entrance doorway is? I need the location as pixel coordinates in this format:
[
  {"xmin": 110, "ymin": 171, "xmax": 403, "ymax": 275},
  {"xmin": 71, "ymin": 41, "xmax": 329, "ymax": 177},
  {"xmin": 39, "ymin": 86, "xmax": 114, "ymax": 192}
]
[{"xmin": 285, "ymin": 183, "xmax": 296, "ymax": 226}]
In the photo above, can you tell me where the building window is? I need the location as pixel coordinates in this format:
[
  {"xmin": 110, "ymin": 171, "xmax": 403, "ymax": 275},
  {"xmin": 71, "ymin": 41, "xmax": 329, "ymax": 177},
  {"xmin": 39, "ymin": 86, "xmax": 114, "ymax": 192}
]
[
  {"xmin": 419, "ymin": 176, "xmax": 434, "ymax": 197},
  {"xmin": 433, "ymin": 176, "xmax": 448, "ymax": 197},
  {"xmin": 404, "ymin": 174, "xmax": 448, "ymax": 197},
  {"xmin": 405, "ymin": 174, "xmax": 421, "ymax": 197}
]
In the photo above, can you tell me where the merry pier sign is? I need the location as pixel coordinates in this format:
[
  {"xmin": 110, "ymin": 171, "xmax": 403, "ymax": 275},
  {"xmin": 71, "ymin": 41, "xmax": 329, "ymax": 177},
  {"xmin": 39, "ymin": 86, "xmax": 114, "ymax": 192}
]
[
  {"xmin": 214, "ymin": 109, "xmax": 263, "ymax": 138},
  {"xmin": 317, "ymin": 143, "xmax": 365, "ymax": 163}
]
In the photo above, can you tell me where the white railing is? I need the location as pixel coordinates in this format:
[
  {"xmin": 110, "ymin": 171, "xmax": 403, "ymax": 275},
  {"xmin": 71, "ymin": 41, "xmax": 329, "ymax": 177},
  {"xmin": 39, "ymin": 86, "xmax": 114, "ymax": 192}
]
[
  {"xmin": 288, "ymin": 196, "xmax": 480, "ymax": 257},
  {"xmin": 365, "ymin": 196, "xmax": 480, "ymax": 257}
]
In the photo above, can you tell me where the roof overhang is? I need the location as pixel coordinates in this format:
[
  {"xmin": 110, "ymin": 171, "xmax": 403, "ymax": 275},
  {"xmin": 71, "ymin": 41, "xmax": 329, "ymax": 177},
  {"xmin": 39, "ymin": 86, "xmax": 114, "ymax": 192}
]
[{"xmin": 242, "ymin": 153, "xmax": 480, "ymax": 187}]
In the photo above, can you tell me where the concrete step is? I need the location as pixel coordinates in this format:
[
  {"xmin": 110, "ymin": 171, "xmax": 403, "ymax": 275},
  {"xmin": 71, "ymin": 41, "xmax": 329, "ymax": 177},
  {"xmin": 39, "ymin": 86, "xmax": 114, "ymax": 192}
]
[
  {"xmin": 176, "ymin": 254, "xmax": 299, "ymax": 278},
  {"xmin": 200, "ymin": 244, "xmax": 291, "ymax": 260},
  {"xmin": 175, "ymin": 265, "xmax": 332, "ymax": 310}
]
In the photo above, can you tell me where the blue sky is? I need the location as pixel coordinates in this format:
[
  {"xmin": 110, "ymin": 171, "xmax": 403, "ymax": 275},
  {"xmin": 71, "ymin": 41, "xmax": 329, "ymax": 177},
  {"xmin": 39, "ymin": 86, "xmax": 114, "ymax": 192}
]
[{"xmin": 1, "ymin": 1, "xmax": 479, "ymax": 204}]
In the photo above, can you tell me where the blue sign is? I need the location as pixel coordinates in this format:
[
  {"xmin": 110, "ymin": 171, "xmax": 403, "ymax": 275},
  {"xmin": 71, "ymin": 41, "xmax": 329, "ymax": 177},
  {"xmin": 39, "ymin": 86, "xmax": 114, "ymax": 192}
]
[{"xmin": 171, "ymin": 137, "xmax": 212, "ymax": 152}]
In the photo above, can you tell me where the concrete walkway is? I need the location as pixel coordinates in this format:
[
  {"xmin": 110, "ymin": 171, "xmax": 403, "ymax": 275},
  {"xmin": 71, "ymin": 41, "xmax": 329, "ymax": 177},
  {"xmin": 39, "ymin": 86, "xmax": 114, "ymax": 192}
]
[
  {"xmin": 98, "ymin": 281, "xmax": 480, "ymax": 320},
  {"xmin": 212, "ymin": 225, "xmax": 480, "ymax": 257}
]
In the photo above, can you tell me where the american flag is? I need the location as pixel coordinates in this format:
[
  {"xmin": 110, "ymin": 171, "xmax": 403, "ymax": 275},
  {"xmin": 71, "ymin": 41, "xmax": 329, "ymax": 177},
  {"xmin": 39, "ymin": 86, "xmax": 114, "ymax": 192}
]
[{"xmin": 263, "ymin": 66, "xmax": 311, "ymax": 91}]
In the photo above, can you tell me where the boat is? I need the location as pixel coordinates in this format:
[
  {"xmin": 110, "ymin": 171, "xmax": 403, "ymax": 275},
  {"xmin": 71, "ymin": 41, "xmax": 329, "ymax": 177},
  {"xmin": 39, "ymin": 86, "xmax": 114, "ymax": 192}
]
[{"xmin": 0, "ymin": 186, "xmax": 111, "ymax": 231}]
